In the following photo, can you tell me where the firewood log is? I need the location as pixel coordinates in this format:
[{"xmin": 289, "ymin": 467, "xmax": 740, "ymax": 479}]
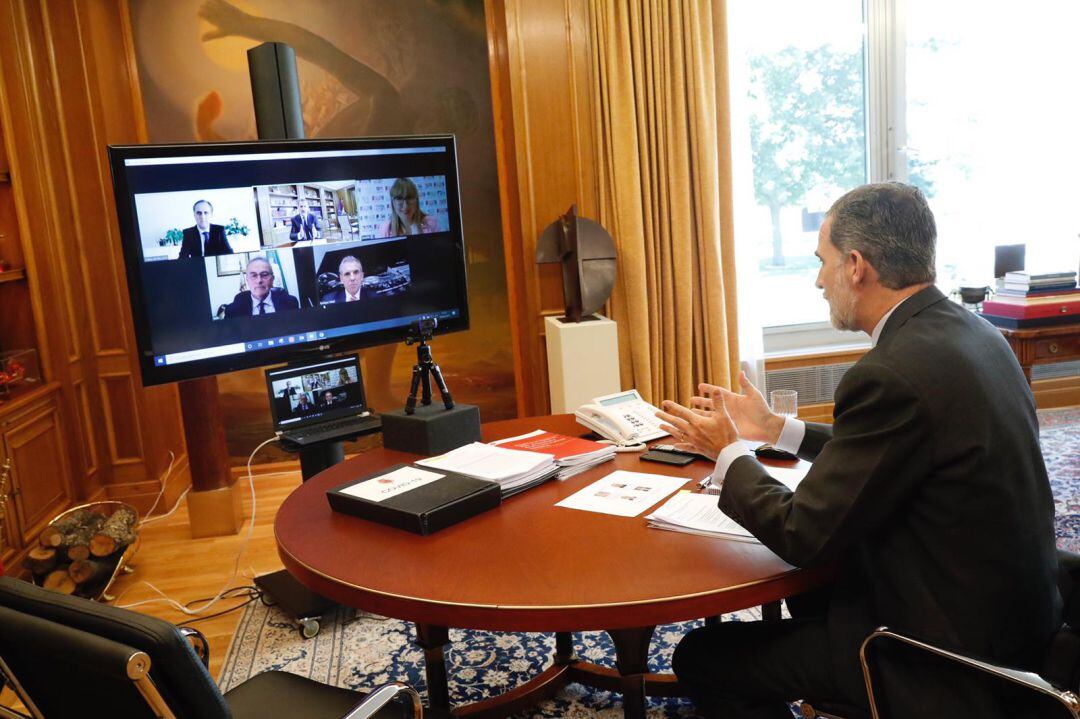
[
  {"xmin": 60, "ymin": 514, "xmax": 105, "ymax": 561},
  {"xmin": 43, "ymin": 566, "xmax": 76, "ymax": 594},
  {"xmin": 68, "ymin": 558, "xmax": 110, "ymax": 586},
  {"xmin": 90, "ymin": 507, "xmax": 137, "ymax": 557},
  {"xmin": 39, "ymin": 509, "xmax": 93, "ymax": 547},
  {"xmin": 22, "ymin": 546, "xmax": 57, "ymax": 575}
]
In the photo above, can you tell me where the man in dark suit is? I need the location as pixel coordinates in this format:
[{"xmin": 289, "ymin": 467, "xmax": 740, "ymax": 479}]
[
  {"xmin": 178, "ymin": 199, "xmax": 233, "ymax": 258},
  {"xmin": 658, "ymin": 183, "xmax": 1060, "ymax": 718},
  {"xmin": 322, "ymin": 255, "xmax": 365, "ymax": 303},
  {"xmin": 223, "ymin": 257, "xmax": 300, "ymax": 319},
  {"xmin": 289, "ymin": 198, "xmax": 321, "ymax": 242}
]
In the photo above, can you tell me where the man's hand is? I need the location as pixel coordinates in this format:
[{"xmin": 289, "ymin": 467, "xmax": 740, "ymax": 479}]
[
  {"xmin": 655, "ymin": 389, "xmax": 739, "ymax": 461},
  {"xmin": 699, "ymin": 371, "xmax": 784, "ymax": 444}
]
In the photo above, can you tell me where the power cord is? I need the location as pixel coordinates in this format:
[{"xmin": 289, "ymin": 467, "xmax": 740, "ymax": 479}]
[{"xmin": 114, "ymin": 436, "xmax": 278, "ymax": 616}]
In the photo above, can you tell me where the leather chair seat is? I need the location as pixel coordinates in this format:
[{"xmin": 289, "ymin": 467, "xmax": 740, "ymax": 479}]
[{"xmin": 224, "ymin": 670, "xmax": 408, "ymax": 718}]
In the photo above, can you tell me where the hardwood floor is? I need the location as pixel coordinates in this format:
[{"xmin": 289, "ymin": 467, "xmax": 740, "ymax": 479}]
[{"xmin": 103, "ymin": 467, "xmax": 301, "ymax": 679}]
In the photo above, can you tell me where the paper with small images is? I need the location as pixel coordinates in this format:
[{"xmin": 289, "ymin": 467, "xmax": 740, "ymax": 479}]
[
  {"xmin": 555, "ymin": 470, "xmax": 687, "ymax": 517},
  {"xmin": 340, "ymin": 466, "xmax": 444, "ymax": 503}
]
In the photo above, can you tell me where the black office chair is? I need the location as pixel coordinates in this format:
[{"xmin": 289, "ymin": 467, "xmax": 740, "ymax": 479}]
[
  {"xmin": 802, "ymin": 549, "xmax": 1080, "ymax": 719},
  {"xmin": 0, "ymin": 577, "xmax": 421, "ymax": 719}
]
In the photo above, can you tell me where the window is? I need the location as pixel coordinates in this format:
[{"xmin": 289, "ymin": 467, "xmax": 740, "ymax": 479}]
[{"xmin": 729, "ymin": 0, "xmax": 1080, "ymax": 354}]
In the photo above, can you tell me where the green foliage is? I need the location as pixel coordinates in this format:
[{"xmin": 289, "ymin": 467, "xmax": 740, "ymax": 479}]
[
  {"xmin": 159, "ymin": 228, "xmax": 183, "ymax": 246},
  {"xmin": 748, "ymin": 45, "xmax": 937, "ymax": 265},
  {"xmin": 225, "ymin": 217, "xmax": 250, "ymax": 236},
  {"xmin": 748, "ymin": 45, "xmax": 866, "ymax": 214}
]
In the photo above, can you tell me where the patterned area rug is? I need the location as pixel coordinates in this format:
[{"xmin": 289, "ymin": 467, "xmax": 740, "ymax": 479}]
[{"xmin": 219, "ymin": 407, "xmax": 1080, "ymax": 717}]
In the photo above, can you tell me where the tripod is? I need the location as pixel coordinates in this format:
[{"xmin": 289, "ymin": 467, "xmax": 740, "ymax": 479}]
[{"xmin": 405, "ymin": 320, "xmax": 454, "ymax": 414}]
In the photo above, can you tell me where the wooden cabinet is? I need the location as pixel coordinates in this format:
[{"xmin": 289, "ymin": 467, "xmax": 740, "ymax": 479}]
[{"xmin": 0, "ymin": 385, "xmax": 73, "ymax": 569}]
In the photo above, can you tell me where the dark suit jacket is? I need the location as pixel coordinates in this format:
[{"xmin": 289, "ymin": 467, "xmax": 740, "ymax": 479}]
[
  {"xmin": 289, "ymin": 212, "xmax": 320, "ymax": 241},
  {"xmin": 720, "ymin": 286, "xmax": 1060, "ymax": 716},
  {"xmin": 222, "ymin": 288, "xmax": 300, "ymax": 319},
  {"xmin": 178, "ymin": 224, "xmax": 232, "ymax": 258}
]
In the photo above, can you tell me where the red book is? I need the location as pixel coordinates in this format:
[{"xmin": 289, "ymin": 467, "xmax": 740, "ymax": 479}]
[
  {"xmin": 981, "ymin": 299, "xmax": 1080, "ymax": 320},
  {"xmin": 491, "ymin": 430, "xmax": 613, "ymax": 464}
]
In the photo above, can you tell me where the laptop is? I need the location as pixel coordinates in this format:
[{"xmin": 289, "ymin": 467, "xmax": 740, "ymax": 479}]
[{"xmin": 265, "ymin": 354, "xmax": 381, "ymax": 446}]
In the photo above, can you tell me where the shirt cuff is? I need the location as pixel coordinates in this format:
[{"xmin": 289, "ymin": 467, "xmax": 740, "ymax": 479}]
[
  {"xmin": 710, "ymin": 442, "xmax": 753, "ymax": 487},
  {"xmin": 774, "ymin": 416, "xmax": 806, "ymax": 455}
]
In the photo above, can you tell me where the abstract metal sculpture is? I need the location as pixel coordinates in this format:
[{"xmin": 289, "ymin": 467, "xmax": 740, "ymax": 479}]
[{"xmin": 535, "ymin": 205, "xmax": 617, "ymax": 322}]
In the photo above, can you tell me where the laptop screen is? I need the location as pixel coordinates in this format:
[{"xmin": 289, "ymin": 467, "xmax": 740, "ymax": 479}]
[{"xmin": 265, "ymin": 355, "xmax": 367, "ymax": 431}]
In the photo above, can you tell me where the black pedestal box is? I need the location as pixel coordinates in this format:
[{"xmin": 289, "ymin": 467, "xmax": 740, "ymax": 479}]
[{"xmin": 380, "ymin": 403, "xmax": 481, "ymax": 455}]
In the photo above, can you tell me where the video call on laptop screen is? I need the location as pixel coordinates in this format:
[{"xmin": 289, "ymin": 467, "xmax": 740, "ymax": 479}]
[
  {"xmin": 266, "ymin": 355, "xmax": 365, "ymax": 429},
  {"xmin": 108, "ymin": 136, "xmax": 469, "ymax": 386}
]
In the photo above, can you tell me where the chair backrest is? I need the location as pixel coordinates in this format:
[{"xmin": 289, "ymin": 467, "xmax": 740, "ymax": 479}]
[
  {"xmin": 0, "ymin": 577, "xmax": 230, "ymax": 718},
  {"xmin": 1041, "ymin": 549, "xmax": 1080, "ymax": 691}
]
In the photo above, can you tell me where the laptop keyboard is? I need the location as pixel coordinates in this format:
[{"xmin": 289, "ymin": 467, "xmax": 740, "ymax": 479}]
[{"xmin": 287, "ymin": 413, "xmax": 375, "ymax": 442}]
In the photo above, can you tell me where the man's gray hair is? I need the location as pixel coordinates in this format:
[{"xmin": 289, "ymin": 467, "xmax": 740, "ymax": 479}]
[
  {"xmin": 338, "ymin": 255, "xmax": 363, "ymax": 273},
  {"xmin": 193, "ymin": 199, "xmax": 214, "ymax": 213},
  {"xmin": 245, "ymin": 256, "xmax": 272, "ymax": 273},
  {"xmin": 826, "ymin": 182, "xmax": 936, "ymax": 289}
]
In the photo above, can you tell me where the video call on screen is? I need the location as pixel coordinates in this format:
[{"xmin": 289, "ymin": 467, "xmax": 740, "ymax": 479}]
[
  {"xmin": 268, "ymin": 359, "xmax": 363, "ymax": 426},
  {"xmin": 124, "ymin": 146, "xmax": 463, "ymax": 358}
]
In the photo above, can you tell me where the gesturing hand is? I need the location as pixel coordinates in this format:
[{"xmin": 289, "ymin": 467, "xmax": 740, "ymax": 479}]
[
  {"xmin": 654, "ymin": 389, "xmax": 739, "ymax": 462},
  {"xmin": 699, "ymin": 371, "xmax": 784, "ymax": 444}
]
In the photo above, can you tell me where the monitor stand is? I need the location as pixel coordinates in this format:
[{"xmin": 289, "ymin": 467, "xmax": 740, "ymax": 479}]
[{"xmin": 254, "ymin": 439, "xmax": 344, "ymax": 639}]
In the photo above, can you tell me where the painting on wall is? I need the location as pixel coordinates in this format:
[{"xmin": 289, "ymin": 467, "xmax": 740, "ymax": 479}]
[{"xmin": 129, "ymin": 0, "xmax": 516, "ymax": 463}]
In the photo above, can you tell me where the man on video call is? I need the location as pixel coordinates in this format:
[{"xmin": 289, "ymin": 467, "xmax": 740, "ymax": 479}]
[
  {"xmin": 178, "ymin": 199, "xmax": 233, "ymax": 258},
  {"xmin": 657, "ymin": 183, "xmax": 1060, "ymax": 718},
  {"xmin": 289, "ymin": 198, "xmax": 321, "ymax": 242},
  {"xmin": 295, "ymin": 394, "xmax": 313, "ymax": 413},
  {"xmin": 323, "ymin": 256, "xmax": 365, "ymax": 303},
  {"xmin": 223, "ymin": 257, "xmax": 300, "ymax": 318}
]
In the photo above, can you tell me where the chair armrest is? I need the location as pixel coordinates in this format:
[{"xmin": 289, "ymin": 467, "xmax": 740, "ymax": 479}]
[
  {"xmin": 179, "ymin": 626, "xmax": 210, "ymax": 669},
  {"xmin": 341, "ymin": 681, "xmax": 423, "ymax": 719},
  {"xmin": 859, "ymin": 626, "xmax": 1080, "ymax": 719}
]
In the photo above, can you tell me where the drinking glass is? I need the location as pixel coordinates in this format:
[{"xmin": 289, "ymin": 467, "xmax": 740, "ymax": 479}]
[{"xmin": 770, "ymin": 389, "xmax": 798, "ymax": 417}]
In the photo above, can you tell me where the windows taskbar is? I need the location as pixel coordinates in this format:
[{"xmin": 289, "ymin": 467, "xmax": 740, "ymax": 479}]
[{"xmin": 153, "ymin": 309, "xmax": 460, "ymax": 367}]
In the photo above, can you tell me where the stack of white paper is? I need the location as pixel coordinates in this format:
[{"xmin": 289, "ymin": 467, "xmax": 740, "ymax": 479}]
[
  {"xmin": 645, "ymin": 492, "xmax": 756, "ymax": 541},
  {"xmin": 416, "ymin": 442, "xmax": 560, "ymax": 496},
  {"xmin": 650, "ymin": 463, "xmax": 811, "ymax": 541}
]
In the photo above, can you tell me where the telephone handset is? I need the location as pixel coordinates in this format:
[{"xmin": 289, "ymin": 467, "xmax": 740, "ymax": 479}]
[{"xmin": 574, "ymin": 389, "xmax": 669, "ymax": 445}]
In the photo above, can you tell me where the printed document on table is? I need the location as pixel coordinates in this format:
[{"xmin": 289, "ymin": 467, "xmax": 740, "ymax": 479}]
[
  {"xmin": 646, "ymin": 491, "xmax": 755, "ymax": 540},
  {"xmin": 555, "ymin": 470, "xmax": 687, "ymax": 517}
]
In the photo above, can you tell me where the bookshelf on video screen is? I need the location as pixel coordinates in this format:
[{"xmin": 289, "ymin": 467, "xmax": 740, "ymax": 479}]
[{"xmin": 108, "ymin": 135, "xmax": 470, "ymax": 386}]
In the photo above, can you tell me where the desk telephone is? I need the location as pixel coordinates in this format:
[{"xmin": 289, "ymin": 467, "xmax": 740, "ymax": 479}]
[{"xmin": 574, "ymin": 389, "xmax": 669, "ymax": 445}]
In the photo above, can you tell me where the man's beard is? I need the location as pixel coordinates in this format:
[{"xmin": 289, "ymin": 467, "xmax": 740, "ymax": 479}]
[{"xmin": 827, "ymin": 266, "xmax": 859, "ymax": 331}]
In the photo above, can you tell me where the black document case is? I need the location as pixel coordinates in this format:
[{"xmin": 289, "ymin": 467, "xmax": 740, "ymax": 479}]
[{"xmin": 326, "ymin": 463, "xmax": 502, "ymax": 535}]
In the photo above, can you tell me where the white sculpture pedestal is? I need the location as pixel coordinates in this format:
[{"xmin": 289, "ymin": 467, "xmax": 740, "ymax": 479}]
[{"xmin": 545, "ymin": 314, "xmax": 621, "ymax": 413}]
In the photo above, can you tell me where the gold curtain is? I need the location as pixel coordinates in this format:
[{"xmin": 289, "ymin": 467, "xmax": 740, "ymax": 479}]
[{"xmin": 590, "ymin": 0, "xmax": 739, "ymax": 404}]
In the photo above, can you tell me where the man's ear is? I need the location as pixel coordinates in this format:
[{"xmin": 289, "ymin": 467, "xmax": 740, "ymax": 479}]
[{"xmin": 849, "ymin": 249, "xmax": 874, "ymax": 287}]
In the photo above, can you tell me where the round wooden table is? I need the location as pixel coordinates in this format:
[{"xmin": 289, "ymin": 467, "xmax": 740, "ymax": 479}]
[{"xmin": 276, "ymin": 415, "xmax": 832, "ymax": 719}]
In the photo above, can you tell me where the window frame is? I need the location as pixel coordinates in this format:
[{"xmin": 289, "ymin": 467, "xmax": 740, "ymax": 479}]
[{"xmin": 758, "ymin": 0, "xmax": 910, "ymax": 355}]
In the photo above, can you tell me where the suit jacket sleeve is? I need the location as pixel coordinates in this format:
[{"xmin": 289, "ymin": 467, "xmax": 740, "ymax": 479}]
[
  {"xmin": 719, "ymin": 360, "xmax": 932, "ymax": 568},
  {"xmin": 178, "ymin": 227, "xmax": 198, "ymax": 259},
  {"xmin": 798, "ymin": 422, "xmax": 833, "ymax": 461},
  {"xmin": 289, "ymin": 215, "xmax": 302, "ymax": 240}
]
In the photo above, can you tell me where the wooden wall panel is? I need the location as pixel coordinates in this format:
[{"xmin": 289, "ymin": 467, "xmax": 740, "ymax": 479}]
[
  {"xmin": 0, "ymin": 0, "xmax": 187, "ymax": 508},
  {"xmin": 487, "ymin": 0, "xmax": 600, "ymax": 416}
]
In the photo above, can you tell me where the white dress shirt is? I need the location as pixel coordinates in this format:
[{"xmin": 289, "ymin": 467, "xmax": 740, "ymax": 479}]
[
  {"xmin": 250, "ymin": 293, "xmax": 276, "ymax": 315},
  {"xmin": 708, "ymin": 296, "xmax": 909, "ymax": 487}
]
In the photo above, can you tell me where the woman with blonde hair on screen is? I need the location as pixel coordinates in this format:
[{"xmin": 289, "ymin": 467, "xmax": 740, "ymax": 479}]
[{"xmin": 378, "ymin": 177, "xmax": 440, "ymax": 237}]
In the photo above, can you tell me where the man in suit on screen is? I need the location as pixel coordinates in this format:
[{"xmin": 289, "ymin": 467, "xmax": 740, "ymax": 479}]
[
  {"xmin": 322, "ymin": 256, "xmax": 365, "ymax": 303},
  {"xmin": 178, "ymin": 199, "xmax": 233, "ymax": 258},
  {"xmin": 657, "ymin": 183, "xmax": 1060, "ymax": 718},
  {"xmin": 289, "ymin": 198, "xmax": 321, "ymax": 242},
  {"xmin": 223, "ymin": 257, "xmax": 299, "ymax": 318}
]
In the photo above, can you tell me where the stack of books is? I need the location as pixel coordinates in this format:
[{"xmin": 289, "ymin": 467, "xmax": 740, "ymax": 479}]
[
  {"xmin": 490, "ymin": 429, "xmax": 616, "ymax": 479},
  {"xmin": 981, "ymin": 271, "xmax": 1080, "ymax": 329},
  {"xmin": 415, "ymin": 442, "xmax": 561, "ymax": 498}
]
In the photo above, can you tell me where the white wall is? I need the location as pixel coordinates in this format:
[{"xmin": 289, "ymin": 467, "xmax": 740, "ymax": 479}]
[{"xmin": 135, "ymin": 187, "xmax": 261, "ymax": 260}]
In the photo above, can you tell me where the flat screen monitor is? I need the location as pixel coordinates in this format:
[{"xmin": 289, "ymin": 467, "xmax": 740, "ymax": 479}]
[{"xmin": 107, "ymin": 135, "xmax": 469, "ymax": 386}]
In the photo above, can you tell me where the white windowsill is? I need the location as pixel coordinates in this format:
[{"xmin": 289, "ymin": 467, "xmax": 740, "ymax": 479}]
[{"xmin": 762, "ymin": 321, "xmax": 871, "ymax": 357}]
